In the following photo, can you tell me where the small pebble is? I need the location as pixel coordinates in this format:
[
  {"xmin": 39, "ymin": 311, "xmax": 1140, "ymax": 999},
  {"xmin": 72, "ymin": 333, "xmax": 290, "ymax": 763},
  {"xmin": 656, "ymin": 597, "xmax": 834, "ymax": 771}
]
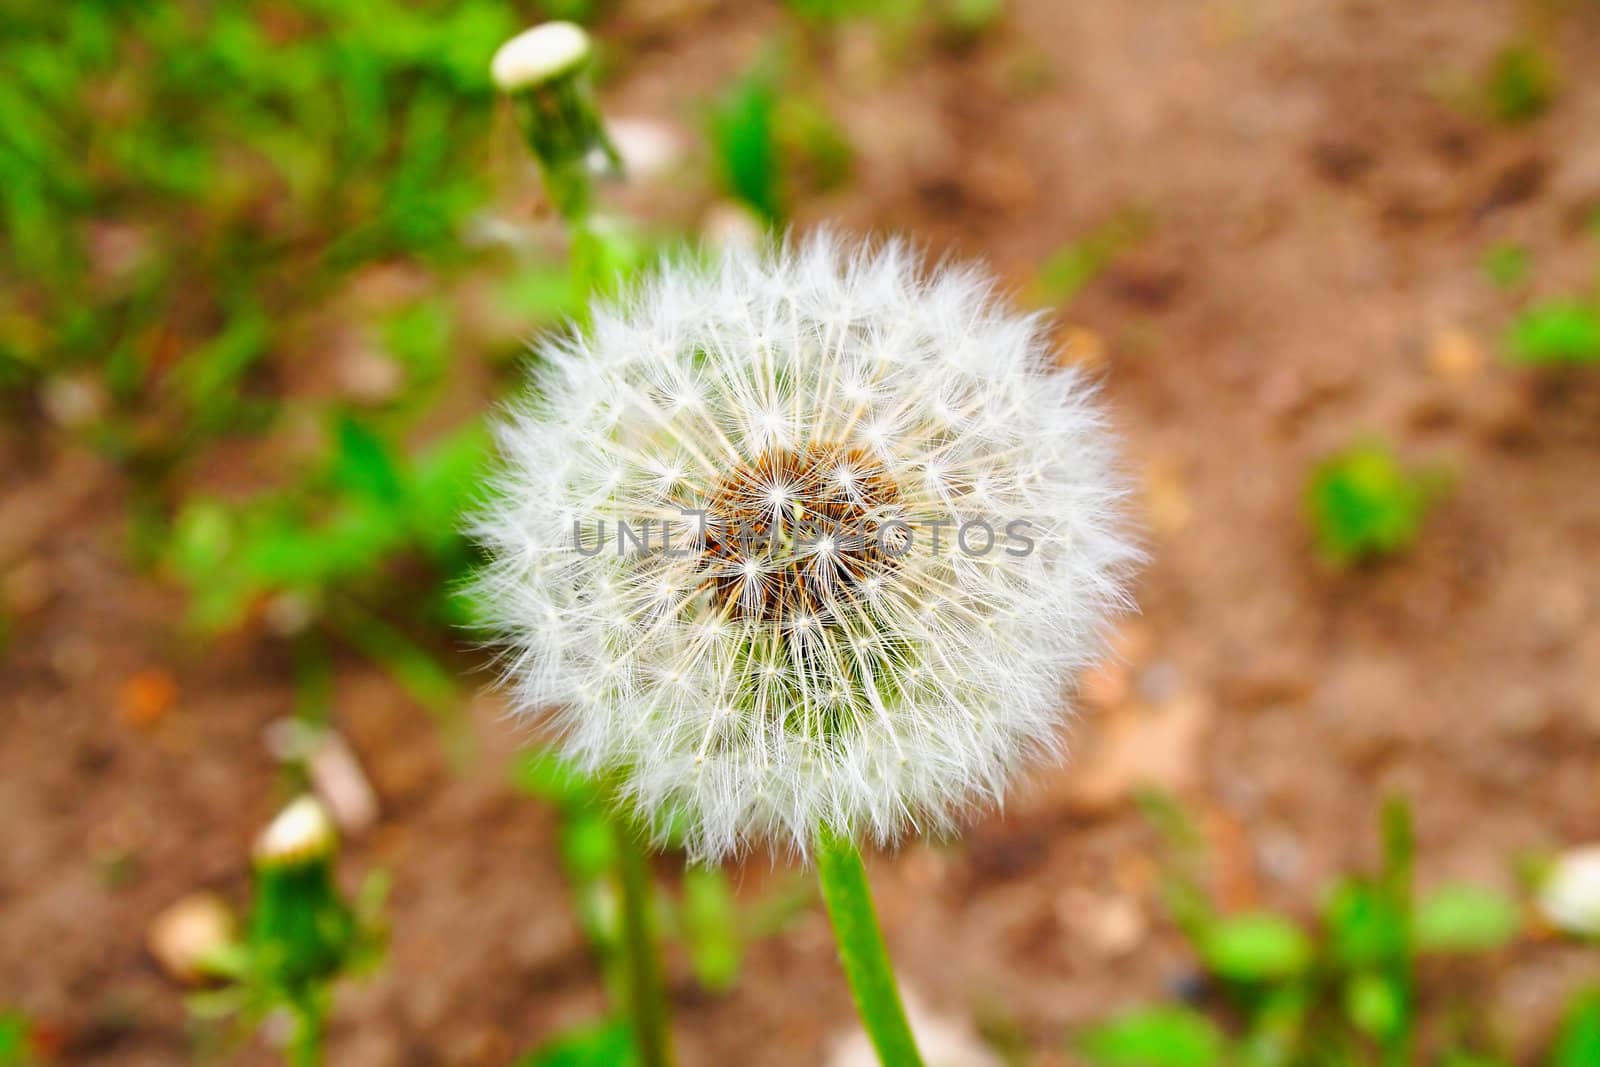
[
  {"xmin": 701, "ymin": 201, "xmax": 766, "ymax": 251},
  {"xmin": 1427, "ymin": 325, "xmax": 1485, "ymax": 383},
  {"xmin": 827, "ymin": 990, "xmax": 1002, "ymax": 1067}
]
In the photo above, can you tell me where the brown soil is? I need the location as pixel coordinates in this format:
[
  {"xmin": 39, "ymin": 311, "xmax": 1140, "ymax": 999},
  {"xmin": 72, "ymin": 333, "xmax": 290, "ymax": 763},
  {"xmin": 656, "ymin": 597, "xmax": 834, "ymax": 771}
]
[{"xmin": 4, "ymin": 1, "xmax": 1599, "ymax": 1065}]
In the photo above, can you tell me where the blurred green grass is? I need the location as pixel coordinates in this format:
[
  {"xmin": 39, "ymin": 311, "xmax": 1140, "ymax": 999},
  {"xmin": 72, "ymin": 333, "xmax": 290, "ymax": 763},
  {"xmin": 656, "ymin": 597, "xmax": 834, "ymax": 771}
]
[
  {"xmin": 0, "ymin": 0, "xmax": 613, "ymax": 648},
  {"xmin": 2, "ymin": 0, "xmax": 528, "ymax": 394},
  {"xmin": 0, "ymin": 2, "xmax": 644, "ymax": 765}
]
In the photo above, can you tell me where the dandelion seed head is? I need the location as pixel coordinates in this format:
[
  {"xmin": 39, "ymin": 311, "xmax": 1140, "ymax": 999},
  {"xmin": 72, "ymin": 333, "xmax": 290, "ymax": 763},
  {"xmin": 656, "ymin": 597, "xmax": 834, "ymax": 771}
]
[
  {"xmin": 471, "ymin": 233, "xmax": 1139, "ymax": 860},
  {"xmin": 1538, "ymin": 845, "xmax": 1600, "ymax": 936},
  {"xmin": 490, "ymin": 21, "xmax": 591, "ymax": 93}
]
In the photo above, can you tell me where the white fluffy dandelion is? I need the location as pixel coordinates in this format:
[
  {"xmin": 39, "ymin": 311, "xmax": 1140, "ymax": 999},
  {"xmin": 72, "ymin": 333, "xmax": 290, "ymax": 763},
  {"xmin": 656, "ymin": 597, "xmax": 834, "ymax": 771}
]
[{"xmin": 472, "ymin": 234, "xmax": 1138, "ymax": 859}]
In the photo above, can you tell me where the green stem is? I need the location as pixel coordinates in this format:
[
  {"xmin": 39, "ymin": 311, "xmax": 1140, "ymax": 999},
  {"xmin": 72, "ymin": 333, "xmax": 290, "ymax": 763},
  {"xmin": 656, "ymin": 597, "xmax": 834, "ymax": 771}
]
[
  {"xmin": 286, "ymin": 998, "xmax": 323, "ymax": 1067},
  {"xmin": 614, "ymin": 822, "xmax": 673, "ymax": 1067},
  {"xmin": 815, "ymin": 826, "xmax": 924, "ymax": 1067}
]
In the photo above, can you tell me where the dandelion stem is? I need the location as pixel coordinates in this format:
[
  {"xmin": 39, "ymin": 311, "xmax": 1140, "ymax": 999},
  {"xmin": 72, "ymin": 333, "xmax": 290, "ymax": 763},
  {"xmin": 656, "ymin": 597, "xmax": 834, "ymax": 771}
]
[
  {"xmin": 815, "ymin": 826, "xmax": 924, "ymax": 1067},
  {"xmin": 286, "ymin": 997, "xmax": 323, "ymax": 1067},
  {"xmin": 614, "ymin": 822, "xmax": 674, "ymax": 1067}
]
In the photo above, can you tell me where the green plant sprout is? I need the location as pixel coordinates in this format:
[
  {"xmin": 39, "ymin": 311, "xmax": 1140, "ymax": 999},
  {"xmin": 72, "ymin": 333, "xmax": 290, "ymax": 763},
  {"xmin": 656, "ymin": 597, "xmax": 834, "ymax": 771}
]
[
  {"xmin": 190, "ymin": 797, "xmax": 385, "ymax": 1067},
  {"xmin": 1483, "ymin": 42, "xmax": 1556, "ymax": 125},
  {"xmin": 1506, "ymin": 301, "xmax": 1600, "ymax": 367},
  {"xmin": 1481, "ymin": 243, "xmax": 1530, "ymax": 290},
  {"xmin": 1305, "ymin": 443, "xmax": 1442, "ymax": 566},
  {"xmin": 1029, "ymin": 211, "xmax": 1151, "ymax": 307},
  {"xmin": 1080, "ymin": 795, "xmax": 1541, "ymax": 1067},
  {"xmin": 0, "ymin": 1012, "xmax": 36, "ymax": 1067}
]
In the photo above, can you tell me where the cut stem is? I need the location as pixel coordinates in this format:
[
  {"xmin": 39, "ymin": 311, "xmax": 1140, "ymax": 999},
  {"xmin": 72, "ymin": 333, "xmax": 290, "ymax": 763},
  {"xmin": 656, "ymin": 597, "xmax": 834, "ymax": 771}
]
[
  {"xmin": 614, "ymin": 822, "xmax": 673, "ymax": 1067},
  {"xmin": 815, "ymin": 826, "xmax": 924, "ymax": 1067}
]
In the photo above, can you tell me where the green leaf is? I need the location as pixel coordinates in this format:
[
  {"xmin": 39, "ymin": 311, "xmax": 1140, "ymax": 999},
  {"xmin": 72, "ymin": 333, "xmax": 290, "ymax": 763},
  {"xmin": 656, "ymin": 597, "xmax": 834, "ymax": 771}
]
[
  {"xmin": 167, "ymin": 500, "xmax": 260, "ymax": 630},
  {"xmin": 1343, "ymin": 970, "xmax": 1407, "ymax": 1041},
  {"xmin": 173, "ymin": 303, "xmax": 271, "ymax": 417},
  {"xmin": 512, "ymin": 746, "xmax": 593, "ymax": 807},
  {"xmin": 407, "ymin": 420, "xmax": 490, "ymax": 557},
  {"xmin": 0, "ymin": 1012, "xmax": 29, "ymax": 1067},
  {"xmin": 1325, "ymin": 879, "xmax": 1409, "ymax": 968},
  {"xmin": 1077, "ymin": 1006, "xmax": 1227, "ymax": 1067},
  {"xmin": 1028, "ymin": 213, "xmax": 1147, "ymax": 307},
  {"xmin": 331, "ymin": 417, "xmax": 405, "ymax": 505},
  {"xmin": 517, "ymin": 1019, "xmax": 636, "ymax": 1067},
  {"xmin": 497, "ymin": 261, "xmax": 585, "ymax": 328},
  {"xmin": 1551, "ymin": 988, "xmax": 1600, "ymax": 1067},
  {"xmin": 169, "ymin": 499, "xmax": 236, "ymax": 581},
  {"xmin": 1414, "ymin": 884, "xmax": 1521, "ymax": 953},
  {"xmin": 1507, "ymin": 301, "xmax": 1600, "ymax": 366},
  {"xmin": 680, "ymin": 865, "xmax": 742, "ymax": 993},
  {"xmin": 1481, "ymin": 243, "xmax": 1529, "ymax": 289},
  {"xmin": 569, "ymin": 220, "xmax": 652, "ymax": 304},
  {"xmin": 1201, "ymin": 913, "xmax": 1313, "ymax": 982},
  {"xmin": 560, "ymin": 810, "xmax": 618, "ymax": 883},
  {"xmin": 1305, "ymin": 443, "xmax": 1435, "ymax": 565},
  {"xmin": 535, "ymin": 0, "xmax": 601, "ymax": 23},
  {"xmin": 1483, "ymin": 42, "xmax": 1556, "ymax": 125},
  {"xmin": 381, "ymin": 298, "xmax": 452, "ymax": 395},
  {"xmin": 709, "ymin": 63, "xmax": 784, "ymax": 224}
]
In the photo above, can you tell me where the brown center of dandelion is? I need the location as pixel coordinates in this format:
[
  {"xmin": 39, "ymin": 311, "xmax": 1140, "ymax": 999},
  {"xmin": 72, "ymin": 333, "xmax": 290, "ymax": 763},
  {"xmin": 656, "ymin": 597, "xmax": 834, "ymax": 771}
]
[{"xmin": 697, "ymin": 443, "xmax": 904, "ymax": 624}]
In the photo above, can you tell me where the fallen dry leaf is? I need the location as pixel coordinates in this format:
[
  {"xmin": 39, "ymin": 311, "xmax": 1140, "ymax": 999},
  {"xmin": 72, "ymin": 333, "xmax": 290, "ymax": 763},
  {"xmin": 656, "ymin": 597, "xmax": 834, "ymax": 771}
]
[{"xmin": 118, "ymin": 668, "xmax": 177, "ymax": 729}]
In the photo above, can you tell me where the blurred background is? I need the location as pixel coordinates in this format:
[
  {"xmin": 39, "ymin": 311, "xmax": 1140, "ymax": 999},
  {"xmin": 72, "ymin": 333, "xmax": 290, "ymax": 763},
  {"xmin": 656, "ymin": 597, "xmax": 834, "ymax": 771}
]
[{"xmin": 2, "ymin": 1, "xmax": 1598, "ymax": 1065}]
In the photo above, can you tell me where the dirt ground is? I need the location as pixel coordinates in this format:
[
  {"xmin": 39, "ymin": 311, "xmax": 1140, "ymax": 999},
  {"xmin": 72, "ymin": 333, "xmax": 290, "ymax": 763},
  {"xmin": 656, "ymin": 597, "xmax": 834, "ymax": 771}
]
[{"xmin": 3, "ymin": 1, "xmax": 1599, "ymax": 1064}]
